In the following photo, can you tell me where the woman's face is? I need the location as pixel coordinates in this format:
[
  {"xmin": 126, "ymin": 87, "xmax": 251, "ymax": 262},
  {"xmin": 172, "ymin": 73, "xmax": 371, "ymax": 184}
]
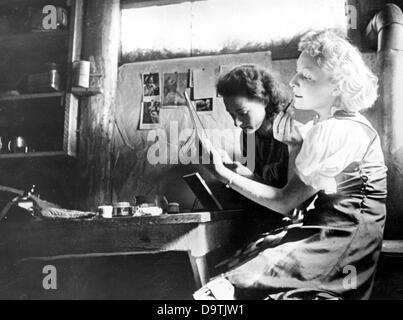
[
  {"xmin": 223, "ymin": 96, "xmax": 266, "ymax": 134},
  {"xmin": 289, "ymin": 51, "xmax": 337, "ymax": 112}
]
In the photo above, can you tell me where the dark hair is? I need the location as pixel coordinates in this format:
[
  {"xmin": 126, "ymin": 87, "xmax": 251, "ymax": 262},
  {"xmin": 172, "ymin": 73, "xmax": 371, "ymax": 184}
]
[{"xmin": 216, "ymin": 65, "xmax": 291, "ymax": 119}]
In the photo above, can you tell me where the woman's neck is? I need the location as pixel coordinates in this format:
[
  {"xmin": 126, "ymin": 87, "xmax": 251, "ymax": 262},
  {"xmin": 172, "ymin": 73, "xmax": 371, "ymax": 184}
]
[
  {"xmin": 257, "ymin": 118, "xmax": 273, "ymax": 137},
  {"xmin": 315, "ymin": 105, "xmax": 335, "ymax": 122}
]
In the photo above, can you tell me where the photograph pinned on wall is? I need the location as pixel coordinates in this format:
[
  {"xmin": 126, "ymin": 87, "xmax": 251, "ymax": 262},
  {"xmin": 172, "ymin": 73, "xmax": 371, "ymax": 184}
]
[
  {"xmin": 162, "ymin": 72, "xmax": 188, "ymax": 107},
  {"xmin": 195, "ymin": 98, "xmax": 213, "ymax": 113},
  {"xmin": 139, "ymin": 99, "xmax": 161, "ymax": 130},
  {"xmin": 192, "ymin": 68, "xmax": 216, "ymax": 100},
  {"xmin": 217, "ymin": 65, "xmax": 234, "ymax": 97},
  {"xmin": 142, "ymin": 72, "xmax": 160, "ymax": 97}
]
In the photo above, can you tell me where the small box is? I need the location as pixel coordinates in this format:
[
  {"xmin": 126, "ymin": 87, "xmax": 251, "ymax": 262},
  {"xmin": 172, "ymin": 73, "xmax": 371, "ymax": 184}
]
[{"xmin": 98, "ymin": 205, "xmax": 113, "ymax": 219}]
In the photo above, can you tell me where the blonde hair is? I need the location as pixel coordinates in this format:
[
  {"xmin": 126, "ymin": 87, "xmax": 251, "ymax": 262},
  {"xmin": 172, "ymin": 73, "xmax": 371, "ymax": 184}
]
[{"xmin": 298, "ymin": 30, "xmax": 378, "ymax": 112}]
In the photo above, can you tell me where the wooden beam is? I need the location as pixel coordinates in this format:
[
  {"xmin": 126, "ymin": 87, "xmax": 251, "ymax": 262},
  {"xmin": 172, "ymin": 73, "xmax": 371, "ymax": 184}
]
[{"xmin": 77, "ymin": 0, "xmax": 120, "ymax": 210}]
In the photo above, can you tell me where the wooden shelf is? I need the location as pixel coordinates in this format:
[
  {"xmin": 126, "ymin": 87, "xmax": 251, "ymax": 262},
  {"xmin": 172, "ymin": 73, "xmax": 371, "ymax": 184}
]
[
  {"xmin": 0, "ymin": 30, "xmax": 67, "ymax": 41},
  {"xmin": 71, "ymin": 87, "xmax": 101, "ymax": 97},
  {"xmin": 0, "ymin": 151, "xmax": 68, "ymax": 159},
  {"xmin": 0, "ymin": 92, "xmax": 64, "ymax": 102},
  {"xmin": 0, "ymin": 30, "xmax": 68, "ymax": 52},
  {"xmin": 0, "ymin": 89, "xmax": 101, "ymax": 101},
  {"xmin": 0, "ymin": 121, "xmax": 64, "ymax": 128},
  {"xmin": 0, "ymin": 0, "xmax": 83, "ymax": 159}
]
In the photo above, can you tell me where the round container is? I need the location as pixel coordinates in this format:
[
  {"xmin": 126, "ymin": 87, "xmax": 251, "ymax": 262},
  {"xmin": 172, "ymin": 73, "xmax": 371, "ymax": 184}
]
[
  {"xmin": 73, "ymin": 60, "xmax": 90, "ymax": 88},
  {"xmin": 167, "ymin": 202, "xmax": 180, "ymax": 214},
  {"xmin": 113, "ymin": 202, "xmax": 132, "ymax": 217}
]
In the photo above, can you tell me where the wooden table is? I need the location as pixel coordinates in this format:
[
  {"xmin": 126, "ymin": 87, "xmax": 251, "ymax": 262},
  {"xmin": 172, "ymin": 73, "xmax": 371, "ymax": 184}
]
[{"xmin": 0, "ymin": 210, "xmax": 248, "ymax": 291}]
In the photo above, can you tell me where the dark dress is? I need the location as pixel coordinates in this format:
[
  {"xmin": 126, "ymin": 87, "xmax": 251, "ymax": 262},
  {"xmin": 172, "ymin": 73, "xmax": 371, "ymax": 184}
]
[
  {"xmin": 209, "ymin": 111, "xmax": 387, "ymax": 300},
  {"xmin": 239, "ymin": 132, "xmax": 289, "ymax": 215},
  {"xmin": 248, "ymin": 131, "xmax": 289, "ymax": 188}
]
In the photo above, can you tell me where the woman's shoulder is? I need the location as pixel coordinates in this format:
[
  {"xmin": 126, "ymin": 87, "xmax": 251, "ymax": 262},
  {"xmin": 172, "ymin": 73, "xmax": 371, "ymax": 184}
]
[{"xmin": 306, "ymin": 113, "xmax": 375, "ymax": 144}]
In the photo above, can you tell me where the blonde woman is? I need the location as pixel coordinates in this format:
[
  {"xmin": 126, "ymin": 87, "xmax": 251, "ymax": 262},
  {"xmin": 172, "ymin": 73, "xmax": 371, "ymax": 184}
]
[{"xmin": 195, "ymin": 30, "xmax": 387, "ymax": 300}]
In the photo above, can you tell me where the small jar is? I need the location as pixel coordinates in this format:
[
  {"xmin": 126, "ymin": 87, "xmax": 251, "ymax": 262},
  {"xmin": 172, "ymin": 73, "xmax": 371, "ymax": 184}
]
[
  {"xmin": 98, "ymin": 205, "xmax": 113, "ymax": 219},
  {"xmin": 167, "ymin": 203, "xmax": 180, "ymax": 214}
]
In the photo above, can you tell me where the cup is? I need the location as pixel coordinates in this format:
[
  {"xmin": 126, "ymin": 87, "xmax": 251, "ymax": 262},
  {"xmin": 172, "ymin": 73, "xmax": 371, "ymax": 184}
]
[
  {"xmin": 8, "ymin": 136, "xmax": 28, "ymax": 153},
  {"xmin": 98, "ymin": 205, "xmax": 113, "ymax": 219}
]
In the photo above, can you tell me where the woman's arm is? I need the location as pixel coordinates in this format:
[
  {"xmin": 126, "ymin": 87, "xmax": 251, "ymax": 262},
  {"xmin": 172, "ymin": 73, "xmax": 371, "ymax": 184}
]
[
  {"xmin": 204, "ymin": 111, "xmax": 316, "ymax": 216},
  {"xmin": 273, "ymin": 111, "xmax": 303, "ymax": 183},
  {"xmin": 217, "ymin": 162, "xmax": 317, "ymax": 216},
  {"xmin": 226, "ymin": 161, "xmax": 261, "ymax": 181},
  {"xmin": 286, "ymin": 145, "xmax": 301, "ymax": 183}
]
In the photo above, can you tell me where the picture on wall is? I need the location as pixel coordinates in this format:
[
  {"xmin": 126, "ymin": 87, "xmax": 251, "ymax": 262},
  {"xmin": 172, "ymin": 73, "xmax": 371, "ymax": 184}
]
[
  {"xmin": 195, "ymin": 98, "xmax": 213, "ymax": 113},
  {"xmin": 162, "ymin": 72, "xmax": 188, "ymax": 107},
  {"xmin": 143, "ymin": 72, "xmax": 160, "ymax": 97},
  {"xmin": 139, "ymin": 99, "xmax": 161, "ymax": 130}
]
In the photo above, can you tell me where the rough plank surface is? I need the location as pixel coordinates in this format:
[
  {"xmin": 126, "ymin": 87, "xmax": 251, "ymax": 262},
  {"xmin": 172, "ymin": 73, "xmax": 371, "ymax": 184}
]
[{"xmin": 0, "ymin": 210, "xmax": 246, "ymax": 261}]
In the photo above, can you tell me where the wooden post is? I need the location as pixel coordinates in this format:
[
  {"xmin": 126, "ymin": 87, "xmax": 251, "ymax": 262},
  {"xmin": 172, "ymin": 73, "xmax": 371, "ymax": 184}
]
[
  {"xmin": 77, "ymin": 0, "xmax": 120, "ymax": 210},
  {"xmin": 367, "ymin": 4, "xmax": 403, "ymax": 236}
]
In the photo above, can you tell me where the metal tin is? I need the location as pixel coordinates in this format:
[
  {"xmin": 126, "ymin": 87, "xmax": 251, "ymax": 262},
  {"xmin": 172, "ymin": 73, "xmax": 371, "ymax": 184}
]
[
  {"xmin": 73, "ymin": 60, "xmax": 90, "ymax": 88},
  {"xmin": 112, "ymin": 202, "xmax": 132, "ymax": 217},
  {"xmin": 167, "ymin": 203, "xmax": 180, "ymax": 214}
]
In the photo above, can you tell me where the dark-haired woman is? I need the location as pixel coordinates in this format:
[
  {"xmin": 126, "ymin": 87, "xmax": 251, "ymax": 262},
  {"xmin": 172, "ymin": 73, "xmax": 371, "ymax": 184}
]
[{"xmin": 216, "ymin": 65, "xmax": 293, "ymax": 189}]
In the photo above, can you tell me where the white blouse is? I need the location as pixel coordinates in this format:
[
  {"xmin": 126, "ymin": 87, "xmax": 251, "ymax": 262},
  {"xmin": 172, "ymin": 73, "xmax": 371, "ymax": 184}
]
[{"xmin": 295, "ymin": 114, "xmax": 374, "ymax": 194}]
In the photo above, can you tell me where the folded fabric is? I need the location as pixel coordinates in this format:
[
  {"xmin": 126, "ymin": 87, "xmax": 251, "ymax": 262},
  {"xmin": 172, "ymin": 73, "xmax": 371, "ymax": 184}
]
[{"xmin": 40, "ymin": 207, "xmax": 96, "ymax": 219}]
